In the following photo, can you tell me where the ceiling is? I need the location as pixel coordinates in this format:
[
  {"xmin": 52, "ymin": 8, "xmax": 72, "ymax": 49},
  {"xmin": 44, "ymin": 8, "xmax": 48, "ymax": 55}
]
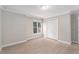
[{"xmin": 2, "ymin": 5, "xmax": 79, "ymax": 18}]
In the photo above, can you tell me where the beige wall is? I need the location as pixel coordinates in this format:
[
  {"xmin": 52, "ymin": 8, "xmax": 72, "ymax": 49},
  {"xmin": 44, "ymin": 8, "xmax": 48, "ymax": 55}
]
[{"xmin": 2, "ymin": 10, "xmax": 43, "ymax": 46}]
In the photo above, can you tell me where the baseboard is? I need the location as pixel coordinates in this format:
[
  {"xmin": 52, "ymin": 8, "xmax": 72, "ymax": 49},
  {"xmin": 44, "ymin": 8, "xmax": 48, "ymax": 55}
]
[
  {"xmin": 2, "ymin": 40, "xmax": 27, "ymax": 48},
  {"xmin": 72, "ymin": 40, "xmax": 78, "ymax": 44},
  {"xmin": 47, "ymin": 37, "xmax": 57, "ymax": 40},
  {"xmin": 47, "ymin": 37, "xmax": 71, "ymax": 45},
  {"xmin": 57, "ymin": 39, "xmax": 71, "ymax": 45},
  {"xmin": 2, "ymin": 34, "xmax": 43, "ymax": 48}
]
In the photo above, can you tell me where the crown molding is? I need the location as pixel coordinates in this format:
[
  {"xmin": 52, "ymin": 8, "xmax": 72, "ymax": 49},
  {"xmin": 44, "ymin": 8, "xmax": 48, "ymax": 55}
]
[
  {"xmin": 70, "ymin": 9, "xmax": 79, "ymax": 15},
  {"xmin": 1, "ymin": 6, "xmax": 43, "ymax": 20},
  {"xmin": 1, "ymin": 6, "xmax": 73, "ymax": 20},
  {"xmin": 44, "ymin": 10, "xmax": 71, "ymax": 19},
  {"xmin": 0, "ymin": 5, "xmax": 5, "ymax": 10}
]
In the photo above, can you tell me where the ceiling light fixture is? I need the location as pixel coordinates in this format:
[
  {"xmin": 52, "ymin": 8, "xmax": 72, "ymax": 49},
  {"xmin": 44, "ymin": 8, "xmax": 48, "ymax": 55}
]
[{"xmin": 40, "ymin": 5, "xmax": 50, "ymax": 10}]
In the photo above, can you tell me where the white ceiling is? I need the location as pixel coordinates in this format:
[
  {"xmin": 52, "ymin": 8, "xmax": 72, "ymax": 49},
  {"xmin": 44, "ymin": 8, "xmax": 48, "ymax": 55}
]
[{"xmin": 3, "ymin": 5, "xmax": 79, "ymax": 18}]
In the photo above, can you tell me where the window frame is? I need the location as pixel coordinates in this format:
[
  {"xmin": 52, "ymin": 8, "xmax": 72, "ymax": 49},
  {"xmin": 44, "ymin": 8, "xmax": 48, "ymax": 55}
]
[{"xmin": 33, "ymin": 20, "xmax": 42, "ymax": 34}]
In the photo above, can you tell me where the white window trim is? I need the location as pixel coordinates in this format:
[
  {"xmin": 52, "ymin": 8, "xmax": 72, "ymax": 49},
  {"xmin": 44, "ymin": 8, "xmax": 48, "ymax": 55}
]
[{"xmin": 33, "ymin": 20, "xmax": 42, "ymax": 35}]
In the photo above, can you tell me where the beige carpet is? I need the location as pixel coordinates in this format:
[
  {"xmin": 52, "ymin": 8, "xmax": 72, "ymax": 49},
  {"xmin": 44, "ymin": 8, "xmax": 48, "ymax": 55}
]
[{"xmin": 1, "ymin": 38, "xmax": 79, "ymax": 54}]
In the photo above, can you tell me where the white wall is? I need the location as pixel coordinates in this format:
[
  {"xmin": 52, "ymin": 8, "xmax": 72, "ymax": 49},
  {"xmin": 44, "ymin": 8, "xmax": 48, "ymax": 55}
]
[
  {"xmin": 0, "ymin": 7, "xmax": 72, "ymax": 47},
  {"xmin": 71, "ymin": 14, "xmax": 78, "ymax": 43},
  {"xmin": 2, "ymin": 10, "xmax": 43, "ymax": 47},
  {"xmin": 70, "ymin": 10, "xmax": 79, "ymax": 44},
  {"xmin": 78, "ymin": 16, "xmax": 79, "ymax": 43},
  {"xmin": 47, "ymin": 17, "xmax": 58, "ymax": 40},
  {"xmin": 43, "ymin": 20, "xmax": 48, "ymax": 37},
  {"xmin": 45, "ymin": 13, "xmax": 71, "ymax": 44},
  {"xmin": 0, "ymin": 9, "xmax": 2, "ymax": 50},
  {"xmin": 58, "ymin": 14, "xmax": 71, "ymax": 44},
  {"xmin": 44, "ymin": 13, "xmax": 71, "ymax": 44}
]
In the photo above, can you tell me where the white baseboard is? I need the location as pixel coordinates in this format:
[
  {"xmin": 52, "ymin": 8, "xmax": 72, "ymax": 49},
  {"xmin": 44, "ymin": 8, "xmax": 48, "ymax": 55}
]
[
  {"xmin": 47, "ymin": 37, "xmax": 71, "ymax": 45},
  {"xmin": 72, "ymin": 40, "xmax": 78, "ymax": 44},
  {"xmin": 57, "ymin": 39, "xmax": 71, "ymax": 45},
  {"xmin": 2, "ymin": 40, "xmax": 27, "ymax": 48},
  {"xmin": 47, "ymin": 37, "xmax": 57, "ymax": 40},
  {"xmin": 2, "ymin": 34, "xmax": 43, "ymax": 48}
]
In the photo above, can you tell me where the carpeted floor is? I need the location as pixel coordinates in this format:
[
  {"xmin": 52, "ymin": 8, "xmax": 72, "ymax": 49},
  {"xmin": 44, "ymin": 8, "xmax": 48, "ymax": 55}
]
[{"xmin": 1, "ymin": 38, "xmax": 79, "ymax": 54}]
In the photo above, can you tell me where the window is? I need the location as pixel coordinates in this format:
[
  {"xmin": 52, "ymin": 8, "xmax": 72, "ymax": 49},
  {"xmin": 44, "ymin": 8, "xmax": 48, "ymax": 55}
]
[
  {"xmin": 33, "ymin": 21, "xmax": 42, "ymax": 34},
  {"xmin": 38, "ymin": 22, "xmax": 41, "ymax": 33},
  {"xmin": 33, "ymin": 22, "xmax": 37, "ymax": 33}
]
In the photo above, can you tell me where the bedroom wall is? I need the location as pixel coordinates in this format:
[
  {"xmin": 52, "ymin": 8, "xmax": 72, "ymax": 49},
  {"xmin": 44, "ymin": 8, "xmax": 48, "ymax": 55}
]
[
  {"xmin": 0, "ymin": 8, "xmax": 2, "ymax": 50},
  {"xmin": 43, "ymin": 20, "xmax": 48, "ymax": 37},
  {"xmin": 2, "ymin": 10, "xmax": 43, "ymax": 47},
  {"xmin": 58, "ymin": 14, "xmax": 71, "ymax": 44},
  {"xmin": 71, "ymin": 14, "xmax": 78, "ymax": 43},
  {"xmin": 45, "ymin": 13, "xmax": 71, "ymax": 44}
]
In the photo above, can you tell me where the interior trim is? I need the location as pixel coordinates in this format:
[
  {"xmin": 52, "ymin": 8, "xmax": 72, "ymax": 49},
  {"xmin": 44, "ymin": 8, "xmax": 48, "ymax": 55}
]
[
  {"xmin": 47, "ymin": 37, "xmax": 71, "ymax": 45},
  {"xmin": 2, "ymin": 40, "xmax": 27, "ymax": 48},
  {"xmin": 57, "ymin": 39, "xmax": 71, "ymax": 45},
  {"xmin": 2, "ymin": 34, "xmax": 43, "ymax": 48}
]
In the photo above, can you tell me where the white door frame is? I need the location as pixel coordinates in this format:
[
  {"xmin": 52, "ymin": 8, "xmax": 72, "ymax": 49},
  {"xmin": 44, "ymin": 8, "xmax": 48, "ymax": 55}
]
[{"xmin": 47, "ymin": 17, "xmax": 58, "ymax": 40}]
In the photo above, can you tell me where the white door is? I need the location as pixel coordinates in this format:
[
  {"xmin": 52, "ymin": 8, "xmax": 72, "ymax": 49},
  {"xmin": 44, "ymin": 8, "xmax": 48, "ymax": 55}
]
[{"xmin": 47, "ymin": 18, "xmax": 58, "ymax": 40}]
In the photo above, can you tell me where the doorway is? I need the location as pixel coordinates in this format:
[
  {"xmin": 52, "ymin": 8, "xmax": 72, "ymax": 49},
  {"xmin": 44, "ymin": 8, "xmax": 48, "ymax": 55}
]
[{"xmin": 47, "ymin": 18, "xmax": 58, "ymax": 40}]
